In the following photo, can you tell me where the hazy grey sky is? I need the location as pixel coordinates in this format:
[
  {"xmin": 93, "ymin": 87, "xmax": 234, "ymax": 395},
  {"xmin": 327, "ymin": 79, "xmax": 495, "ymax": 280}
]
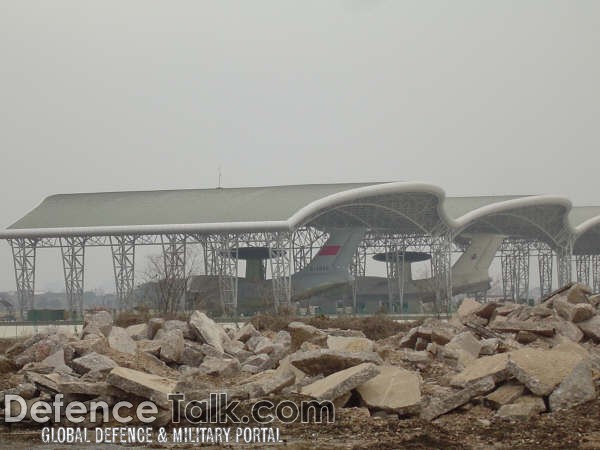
[{"xmin": 1, "ymin": 1, "xmax": 598, "ymax": 292}]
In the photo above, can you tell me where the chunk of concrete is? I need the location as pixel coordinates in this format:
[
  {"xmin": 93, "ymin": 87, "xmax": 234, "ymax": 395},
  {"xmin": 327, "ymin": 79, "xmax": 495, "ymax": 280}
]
[
  {"xmin": 356, "ymin": 366, "xmax": 421, "ymax": 415},
  {"xmin": 198, "ymin": 356, "xmax": 240, "ymax": 377},
  {"xmin": 241, "ymin": 370, "xmax": 295, "ymax": 398},
  {"xmin": 514, "ymin": 395, "xmax": 546, "ymax": 413},
  {"xmin": 234, "ymin": 322, "xmax": 260, "ymax": 343},
  {"xmin": 431, "ymin": 328, "xmax": 455, "ymax": 345},
  {"xmin": 554, "ymin": 297, "xmax": 595, "ymax": 323},
  {"xmin": 565, "ymin": 283, "xmax": 592, "ymax": 304},
  {"xmin": 147, "ymin": 318, "xmax": 165, "ymax": 339},
  {"xmin": 243, "ymin": 354, "xmax": 272, "ymax": 372},
  {"xmin": 70, "ymin": 352, "xmax": 117, "ymax": 375},
  {"xmin": 398, "ymin": 328, "xmax": 419, "ymax": 349},
  {"xmin": 301, "ymin": 362, "xmax": 378, "ymax": 401},
  {"xmin": 549, "ymin": 361, "xmax": 597, "ymax": 411},
  {"xmin": 13, "ymin": 335, "xmax": 66, "ymax": 368},
  {"xmin": 188, "ymin": 311, "xmax": 231, "ymax": 353},
  {"xmin": 107, "ymin": 326, "xmax": 136, "ymax": 355},
  {"xmin": 554, "ymin": 319, "xmax": 584, "ymax": 342},
  {"xmin": 181, "ymin": 342, "xmax": 205, "ymax": 367},
  {"xmin": 163, "ymin": 320, "xmax": 194, "ymax": 340},
  {"xmin": 126, "ymin": 323, "xmax": 149, "ymax": 341},
  {"xmin": 327, "ymin": 335, "xmax": 374, "ymax": 353},
  {"xmin": 450, "ymin": 353, "xmax": 510, "ymax": 387},
  {"xmin": 0, "ymin": 356, "xmax": 16, "ymax": 374},
  {"xmin": 496, "ymin": 402, "xmax": 540, "ymax": 420},
  {"xmin": 515, "ymin": 331, "xmax": 538, "ymax": 344},
  {"xmin": 159, "ymin": 329, "xmax": 185, "ymax": 363},
  {"xmin": 58, "ymin": 380, "xmax": 127, "ymax": 397},
  {"xmin": 83, "ymin": 311, "xmax": 113, "ymax": 337},
  {"xmin": 107, "ymin": 366, "xmax": 176, "ymax": 409},
  {"xmin": 289, "ymin": 349, "xmax": 382, "ymax": 376},
  {"xmin": 288, "ymin": 322, "xmax": 327, "ymax": 351},
  {"xmin": 421, "ymin": 376, "xmax": 496, "ymax": 421},
  {"xmin": 458, "ymin": 298, "xmax": 482, "ymax": 320},
  {"xmin": 479, "ymin": 338, "xmax": 499, "ymax": 356},
  {"xmin": 446, "ymin": 332, "xmax": 482, "ymax": 359},
  {"xmin": 577, "ymin": 315, "xmax": 600, "ymax": 342},
  {"xmin": 484, "ymin": 383, "xmax": 525, "ymax": 409},
  {"xmin": 507, "ymin": 347, "xmax": 584, "ymax": 396}
]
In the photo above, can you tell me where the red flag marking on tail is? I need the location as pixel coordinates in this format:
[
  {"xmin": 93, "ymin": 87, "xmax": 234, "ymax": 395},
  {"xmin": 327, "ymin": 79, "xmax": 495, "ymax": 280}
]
[{"xmin": 318, "ymin": 245, "xmax": 341, "ymax": 256}]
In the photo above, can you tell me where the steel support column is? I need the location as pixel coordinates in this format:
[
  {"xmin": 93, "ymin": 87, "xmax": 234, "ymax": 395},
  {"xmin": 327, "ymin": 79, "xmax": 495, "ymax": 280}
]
[
  {"xmin": 110, "ymin": 235, "xmax": 136, "ymax": 311},
  {"xmin": 384, "ymin": 236, "xmax": 407, "ymax": 314},
  {"xmin": 430, "ymin": 232, "xmax": 452, "ymax": 317},
  {"xmin": 593, "ymin": 255, "xmax": 600, "ymax": 293},
  {"xmin": 576, "ymin": 254, "xmax": 591, "ymax": 287},
  {"xmin": 500, "ymin": 239, "xmax": 530, "ymax": 303},
  {"xmin": 9, "ymin": 238, "xmax": 37, "ymax": 320},
  {"xmin": 350, "ymin": 245, "xmax": 367, "ymax": 314},
  {"xmin": 557, "ymin": 242, "xmax": 573, "ymax": 287},
  {"xmin": 536, "ymin": 242, "xmax": 553, "ymax": 299},
  {"xmin": 161, "ymin": 234, "xmax": 187, "ymax": 312},
  {"xmin": 216, "ymin": 234, "xmax": 239, "ymax": 315},
  {"xmin": 60, "ymin": 237, "xmax": 86, "ymax": 319},
  {"xmin": 269, "ymin": 231, "xmax": 292, "ymax": 312}
]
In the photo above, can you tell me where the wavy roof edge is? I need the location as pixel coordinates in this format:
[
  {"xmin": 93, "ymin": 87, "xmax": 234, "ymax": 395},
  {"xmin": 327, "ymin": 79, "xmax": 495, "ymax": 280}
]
[{"xmin": 0, "ymin": 182, "xmax": 598, "ymax": 247}]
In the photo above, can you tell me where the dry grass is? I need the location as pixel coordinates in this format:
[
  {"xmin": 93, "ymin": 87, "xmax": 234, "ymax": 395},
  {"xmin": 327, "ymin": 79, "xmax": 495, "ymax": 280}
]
[{"xmin": 250, "ymin": 313, "xmax": 420, "ymax": 340}]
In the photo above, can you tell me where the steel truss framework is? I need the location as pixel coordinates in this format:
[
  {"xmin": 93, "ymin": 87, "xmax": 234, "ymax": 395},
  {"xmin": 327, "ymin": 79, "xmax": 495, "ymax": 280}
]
[
  {"xmin": 9, "ymin": 238, "xmax": 37, "ymax": 319},
  {"xmin": 161, "ymin": 234, "xmax": 187, "ymax": 311},
  {"xmin": 536, "ymin": 242, "xmax": 554, "ymax": 298},
  {"xmin": 60, "ymin": 237, "xmax": 86, "ymax": 318},
  {"xmin": 557, "ymin": 241, "xmax": 573, "ymax": 287},
  {"xmin": 576, "ymin": 254, "xmax": 592, "ymax": 287},
  {"xmin": 350, "ymin": 245, "xmax": 367, "ymax": 314},
  {"xmin": 268, "ymin": 232, "xmax": 293, "ymax": 311},
  {"xmin": 500, "ymin": 238, "xmax": 530, "ymax": 303},
  {"xmin": 110, "ymin": 235, "xmax": 136, "ymax": 310},
  {"xmin": 594, "ymin": 255, "xmax": 600, "ymax": 294}
]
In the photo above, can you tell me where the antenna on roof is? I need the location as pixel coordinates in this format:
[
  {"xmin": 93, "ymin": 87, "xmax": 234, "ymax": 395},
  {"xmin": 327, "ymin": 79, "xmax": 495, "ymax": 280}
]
[{"xmin": 217, "ymin": 166, "xmax": 222, "ymax": 189}]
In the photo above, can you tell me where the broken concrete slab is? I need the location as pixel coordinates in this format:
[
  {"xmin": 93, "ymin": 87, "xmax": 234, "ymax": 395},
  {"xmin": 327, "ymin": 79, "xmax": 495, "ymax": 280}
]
[
  {"xmin": 301, "ymin": 362, "xmax": 378, "ymax": 401},
  {"xmin": 289, "ymin": 349, "xmax": 382, "ymax": 376},
  {"xmin": 0, "ymin": 356, "xmax": 16, "ymax": 374},
  {"xmin": 326, "ymin": 335, "xmax": 374, "ymax": 353},
  {"xmin": 107, "ymin": 326, "xmax": 136, "ymax": 355},
  {"xmin": 106, "ymin": 366, "xmax": 176, "ymax": 409},
  {"xmin": 549, "ymin": 361, "xmax": 596, "ymax": 411},
  {"xmin": 458, "ymin": 298, "xmax": 482, "ymax": 320},
  {"xmin": 147, "ymin": 318, "xmax": 165, "ymax": 339},
  {"xmin": 554, "ymin": 319, "xmax": 584, "ymax": 342},
  {"xmin": 159, "ymin": 329, "xmax": 185, "ymax": 364},
  {"xmin": 484, "ymin": 383, "xmax": 525, "ymax": 409},
  {"xmin": 188, "ymin": 311, "xmax": 231, "ymax": 353},
  {"xmin": 58, "ymin": 380, "xmax": 127, "ymax": 397},
  {"xmin": 507, "ymin": 347, "xmax": 585, "ymax": 396},
  {"xmin": 450, "ymin": 353, "xmax": 510, "ymax": 387},
  {"xmin": 514, "ymin": 395, "xmax": 546, "ymax": 413},
  {"xmin": 356, "ymin": 366, "xmax": 421, "ymax": 415},
  {"xmin": 431, "ymin": 328, "xmax": 456, "ymax": 345},
  {"xmin": 243, "ymin": 353, "xmax": 272, "ymax": 372},
  {"xmin": 421, "ymin": 376, "xmax": 496, "ymax": 421},
  {"xmin": 181, "ymin": 342, "xmax": 205, "ymax": 367},
  {"xmin": 489, "ymin": 319, "xmax": 555, "ymax": 337},
  {"xmin": 71, "ymin": 352, "xmax": 117, "ymax": 375},
  {"xmin": 565, "ymin": 283, "xmax": 592, "ymax": 304},
  {"xmin": 13, "ymin": 335, "xmax": 66, "ymax": 368},
  {"xmin": 288, "ymin": 322, "xmax": 327, "ymax": 351}
]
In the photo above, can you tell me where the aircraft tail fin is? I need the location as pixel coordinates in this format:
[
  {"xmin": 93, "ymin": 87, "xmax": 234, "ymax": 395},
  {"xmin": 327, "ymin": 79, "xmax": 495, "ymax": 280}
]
[
  {"xmin": 452, "ymin": 234, "xmax": 504, "ymax": 277},
  {"xmin": 300, "ymin": 228, "xmax": 366, "ymax": 274}
]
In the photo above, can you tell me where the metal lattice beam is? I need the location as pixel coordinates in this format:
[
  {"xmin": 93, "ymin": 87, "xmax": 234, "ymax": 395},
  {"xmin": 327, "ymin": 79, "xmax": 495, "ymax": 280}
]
[
  {"xmin": 216, "ymin": 234, "xmax": 239, "ymax": 315},
  {"xmin": 384, "ymin": 235, "xmax": 407, "ymax": 314},
  {"xmin": 557, "ymin": 241, "xmax": 573, "ymax": 287},
  {"xmin": 269, "ymin": 231, "xmax": 292, "ymax": 311},
  {"xmin": 9, "ymin": 238, "xmax": 37, "ymax": 320},
  {"xmin": 161, "ymin": 234, "xmax": 187, "ymax": 311},
  {"xmin": 500, "ymin": 239, "xmax": 530, "ymax": 303},
  {"xmin": 60, "ymin": 237, "xmax": 86, "ymax": 319},
  {"xmin": 350, "ymin": 245, "xmax": 367, "ymax": 314},
  {"xmin": 593, "ymin": 255, "xmax": 600, "ymax": 294},
  {"xmin": 430, "ymin": 231, "xmax": 453, "ymax": 317},
  {"xmin": 110, "ymin": 235, "xmax": 136, "ymax": 310},
  {"xmin": 576, "ymin": 254, "xmax": 591, "ymax": 287},
  {"xmin": 536, "ymin": 242, "xmax": 553, "ymax": 298}
]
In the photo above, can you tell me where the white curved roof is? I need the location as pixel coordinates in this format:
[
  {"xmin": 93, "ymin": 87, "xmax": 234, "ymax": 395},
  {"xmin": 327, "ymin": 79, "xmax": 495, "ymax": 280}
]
[
  {"xmin": 570, "ymin": 206, "xmax": 600, "ymax": 254},
  {"xmin": 1, "ymin": 182, "xmax": 599, "ymax": 253}
]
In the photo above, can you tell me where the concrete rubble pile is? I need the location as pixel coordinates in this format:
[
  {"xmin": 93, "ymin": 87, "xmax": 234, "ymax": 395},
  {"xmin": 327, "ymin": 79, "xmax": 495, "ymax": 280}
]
[{"xmin": 2, "ymin": 282, "xmax": 600, "ymax": 426}]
